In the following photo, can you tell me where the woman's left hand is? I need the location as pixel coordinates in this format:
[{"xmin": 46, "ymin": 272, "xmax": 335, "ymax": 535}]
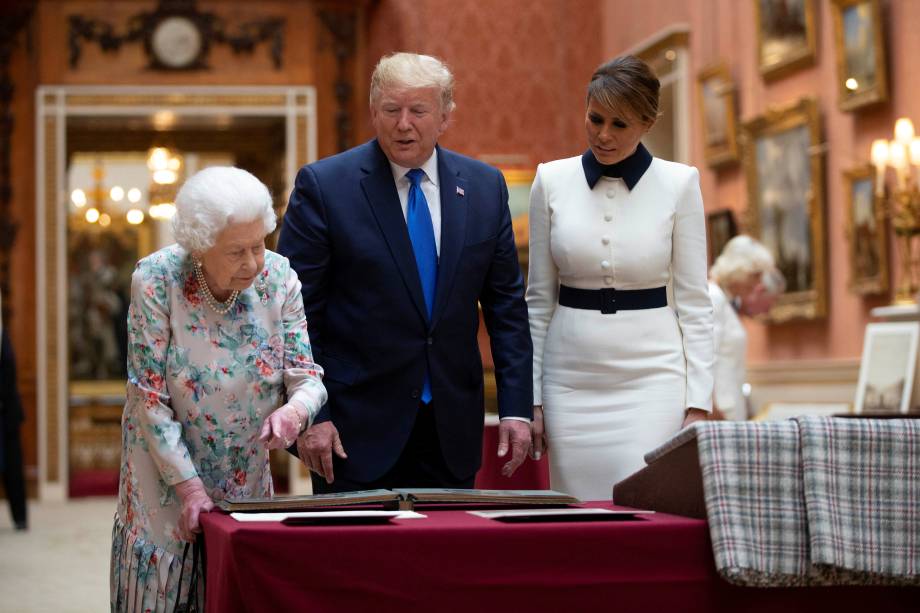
[
  {"xmin": 175, "ymin": 477, "xmax": 214, "ymax": 541},
  {"xmin": 681, "ymin": 407, "xmax": 709, "ymax": 429},
  {"xmin": 259, "ymin": 401, "xmax": 309, "ymax": 449}
]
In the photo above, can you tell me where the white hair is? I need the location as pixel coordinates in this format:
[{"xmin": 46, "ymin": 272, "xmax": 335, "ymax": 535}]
[
  {"xmin": 710, "ymin": 235, "xmax": 777, "ymax": 288},
  {"xmin": 370, "ymin": 52, "xmax": 456, "ymax": 112},
  {"xmin": 172, "ymin": 166, "xmax": 276, "ymax": 254}
]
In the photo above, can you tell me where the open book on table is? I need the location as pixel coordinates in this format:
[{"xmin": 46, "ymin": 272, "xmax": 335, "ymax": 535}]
[
  {"xmin": 393, "ymin": 488, "xmax": 579, "ymax": 506},
  {"xmin": 216, "ymin": 488, "xmax": 579, "ymax": 513}
]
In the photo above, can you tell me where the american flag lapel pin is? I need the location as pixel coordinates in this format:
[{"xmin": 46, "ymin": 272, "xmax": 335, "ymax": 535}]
[{"xmin": 456, "ymin": 186, "xmax": 465, "ymax": 197}]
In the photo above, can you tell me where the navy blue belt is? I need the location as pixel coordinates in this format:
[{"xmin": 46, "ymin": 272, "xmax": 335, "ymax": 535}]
[{"xmin": 558, "ymin": 285, "xmax": 667, "ymax": 314}]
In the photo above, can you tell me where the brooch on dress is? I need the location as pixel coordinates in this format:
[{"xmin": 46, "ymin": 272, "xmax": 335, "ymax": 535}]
[{"xmin": 255, "ymin": 271, "xmax": 270, "ymax": 305}]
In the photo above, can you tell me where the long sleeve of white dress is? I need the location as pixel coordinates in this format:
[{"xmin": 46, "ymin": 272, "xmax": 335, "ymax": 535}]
[
  {"xmin": 671, "ymin": 167, "xmax": 714, "ymax": 411},
  {"xmin": 526, "ymin": 165, "xmax": 557, "ymax": 406}
]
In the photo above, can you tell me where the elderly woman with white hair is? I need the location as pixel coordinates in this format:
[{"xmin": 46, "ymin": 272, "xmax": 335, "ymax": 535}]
[
  {"xmin": 110, "ymin": 166, "xmax": 327, "ymax": 612},
  {"xmin": 709, "ymin": 235, "xmax": 785, "ymax": 420}
]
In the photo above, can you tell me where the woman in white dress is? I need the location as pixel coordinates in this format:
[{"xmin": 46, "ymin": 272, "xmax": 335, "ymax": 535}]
[
  {"xmin": 709, "ymin": 235, "xmax": 785, "ymax": 420},
  {"xmin": 527, "ymin": 55, "xmax": 713, "ymax": 501},
  {"xmin": 110, "ymin": 167, "xmax": 327, "ymax": 612}
]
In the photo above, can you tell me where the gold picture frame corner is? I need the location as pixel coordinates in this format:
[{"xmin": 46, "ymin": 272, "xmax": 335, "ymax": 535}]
[
  {"xmin": 743, "ymin": 97, "xmax": 826, "ymax": 324},
  {"xmin": 831, "ymin": 0, "xmax": 889, "ymax": 113},
  {"xmin": 755, "ymin": 0, "xmax": 818, "ymax": 82}
]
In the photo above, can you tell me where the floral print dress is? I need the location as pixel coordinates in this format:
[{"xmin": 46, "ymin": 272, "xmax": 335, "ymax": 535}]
[{"xmin": 110, "ymin": 245, "xmax": 326, "ymax": 612}]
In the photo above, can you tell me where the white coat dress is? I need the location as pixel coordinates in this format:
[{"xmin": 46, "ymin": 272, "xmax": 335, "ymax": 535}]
[{"xmin": 526, "ymin": 147, "xmax": 713, "ymax": 501}]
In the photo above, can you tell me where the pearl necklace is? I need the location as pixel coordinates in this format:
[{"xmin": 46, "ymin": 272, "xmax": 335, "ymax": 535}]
[{"xmin": 194, "ymin": 260, "xmax": 240, "ymax": 315}]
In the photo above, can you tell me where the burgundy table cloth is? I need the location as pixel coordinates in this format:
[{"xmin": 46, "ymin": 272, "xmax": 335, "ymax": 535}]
[
  {"xmin": 200, "ymin": 502, "xmax": 917, "ymax": 613},
  {"xmin": 474, "ymin": 422, "xmax": 550, "ymax": 490}
]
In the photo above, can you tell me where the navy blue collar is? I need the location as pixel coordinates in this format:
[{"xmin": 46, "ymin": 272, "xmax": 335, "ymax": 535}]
[{"xmin": 581, "ymin": 142, "xmax": 653, "ymax": 190}]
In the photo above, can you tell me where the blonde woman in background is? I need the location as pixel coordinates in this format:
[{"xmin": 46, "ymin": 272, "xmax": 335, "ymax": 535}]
[{"xmin": 708, "ymin": 235, "xmax": 785, "ymax": 420}]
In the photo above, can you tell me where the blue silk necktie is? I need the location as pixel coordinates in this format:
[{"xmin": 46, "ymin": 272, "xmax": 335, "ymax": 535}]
[{"xmin": 406, "ymin": 168, "xmax": 437, "ymax": 403}]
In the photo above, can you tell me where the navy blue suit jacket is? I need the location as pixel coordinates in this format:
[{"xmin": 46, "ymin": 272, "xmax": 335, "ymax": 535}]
[{"xmin": 277, "ymin": 140, "xmax": 533, "ymax": 482}]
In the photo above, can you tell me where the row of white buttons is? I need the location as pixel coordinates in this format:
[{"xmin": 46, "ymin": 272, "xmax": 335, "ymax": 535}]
[{"xmin": 602, "ymin": 182, "xmax": 614, "ymax": 276}]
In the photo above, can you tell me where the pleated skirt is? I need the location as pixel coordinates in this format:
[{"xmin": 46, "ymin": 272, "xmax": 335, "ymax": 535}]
[{"xmin": 110, "ymin": 514, "xmax": 203, "ymax": 613}]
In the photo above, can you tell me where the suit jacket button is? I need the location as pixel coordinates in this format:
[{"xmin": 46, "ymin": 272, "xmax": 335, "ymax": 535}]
[
  {"xmin": 411, "ymin": 389, "xmax": 420, "ymax": 399},
  {"xmin": 427, "ymin": 336, "xmax": 433, "ymax": 346}
]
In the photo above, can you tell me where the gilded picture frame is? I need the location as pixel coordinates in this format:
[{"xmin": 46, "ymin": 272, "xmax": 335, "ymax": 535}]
[
  {"xmin": 500, "ymin": 167, "xmax": 536, "ymax": 281},
  {"xmin": 755, "ymin": 0, "xmax": 817, "ymax": 81},
  {"xmin": 844, "ymin": 164, "xmax": 889, "ymax": 295},
  {"xmin": 697, "ymin": 63, "xmax": 739, "ymax": 168},
  {"xmin": 831, "ymin": 0, "xmax": 889, "ymax": 112},
  {"xmin": 706, "ymin": 209, "xmax": 738, "ymax": 265},
  {"xmin": 742, "ymin": 97, "xmax": 826, "ymax": 322}
]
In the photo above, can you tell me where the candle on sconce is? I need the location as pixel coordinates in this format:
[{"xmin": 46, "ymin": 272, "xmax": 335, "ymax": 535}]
[
  {"xmin": 890, "ymin": 141, "xmax": 908, "ymax": 190},
  {"xmin": 911, "ymin": 138, "xmax": 920, "ymax": 187},
  {"xmin": 895, "ymin": 117, "xmax": 915, "ymax": 145},
  {"xmin": 871, "ymin": 138, "xmax": 889, "ymax": 196}
]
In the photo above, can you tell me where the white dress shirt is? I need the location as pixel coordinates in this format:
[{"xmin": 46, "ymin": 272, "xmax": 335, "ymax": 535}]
[{"xmin": 388, "ymin": 150, "xmax": 442, "ymax": 256}]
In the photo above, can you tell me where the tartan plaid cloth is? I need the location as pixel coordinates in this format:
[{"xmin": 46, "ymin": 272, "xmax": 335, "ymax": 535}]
[
  {"xmin": 643, "ymin": 418, "xmax": 920, "ymax": 587},
  {"xmin": 800, "ymin": 416, "xmax": 920, "ymax": 582}
]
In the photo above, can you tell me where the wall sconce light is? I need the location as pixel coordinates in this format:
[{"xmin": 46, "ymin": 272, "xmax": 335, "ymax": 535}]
[{"xmin": 870, "ymin": 117, "xmax": 920, "ymax": 303}]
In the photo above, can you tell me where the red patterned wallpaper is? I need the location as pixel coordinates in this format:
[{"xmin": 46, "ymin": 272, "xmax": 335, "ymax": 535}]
[{"xmin": 365, "ymin": 0, "xmax": 604, "ymax": 168}]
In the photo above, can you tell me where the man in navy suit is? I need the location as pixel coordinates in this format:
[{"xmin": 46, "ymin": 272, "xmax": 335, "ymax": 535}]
[{"xmin": 277, "ymin": 52, "xmax": 533, "ymax": 493}]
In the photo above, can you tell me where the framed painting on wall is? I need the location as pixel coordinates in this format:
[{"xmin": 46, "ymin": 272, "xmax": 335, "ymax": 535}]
[
  {"xmin": 706, "ymin": 209, "xmax": 738, "ymax": 265},
  {"xmin": 854, "ymin": 322, "xmax": 920, "ymax": 414},
  {"xmin": 754, "ymin": 0, "xmax": 817, "ymax": 80},
  {"xmin": 844, "ymin": 164, "xmax": 889, "ymax": 295},
  {"xmin": 697, "ymin": 63, "xmax": 739, "ymax": 168},
  {"xmin": 831, "ymin": 0, "xmax": 888, "ymax": 111},
  {"xmin": 499, "ymin": 167, "xmax": 536, "ymax": 279},
  {"xmin": 742, "ymin": 97, "xmax": 826, "ymax": 322}
]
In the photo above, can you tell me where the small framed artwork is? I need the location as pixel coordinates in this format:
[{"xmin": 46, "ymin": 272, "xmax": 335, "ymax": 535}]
[
  {"xmin": 742, "ymin": 97, "xmax": 826, "ymax": 322},
  {"xmin": 754, "ymin": 402, "xmax": 852, "ymax": 421},
  {"xmin": 854, "ymin": 322, "xmax": 920, "ymax": 414},
  {"xmin": 754, "ymin": 0, "xmax": 818, "ymax": 80},
  {"xmin": 844, "ymin": 164, "xmax": 889, "ymax": 295},
  {"xmin": 697, "ymin": 63, "xmax": 739, "ymax": 168},
  {"xmin": 706, "ymin": 209, "xmax": 738, "ymax": 265},
  {"xmin": 831, "ymin": 0, "xmax": 888, "ymax": 112},
  {"xmin": 498, "ymin": 167, "xmax": 536, "ymax": 276}
]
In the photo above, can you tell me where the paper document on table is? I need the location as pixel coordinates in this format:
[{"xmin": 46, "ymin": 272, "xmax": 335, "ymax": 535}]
[
  {"xmin": 230, "ymin": 510, "xmax": 426, "ymax": 523},
  {"xmin": 467, "ymin": 507, "xmax": 654, "ymax": 522}
]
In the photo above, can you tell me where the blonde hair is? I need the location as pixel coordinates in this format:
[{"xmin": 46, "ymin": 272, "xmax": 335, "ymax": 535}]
[{"xmin": 370, "ymin": 52, "xmax": 456, "ymax": 113}]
